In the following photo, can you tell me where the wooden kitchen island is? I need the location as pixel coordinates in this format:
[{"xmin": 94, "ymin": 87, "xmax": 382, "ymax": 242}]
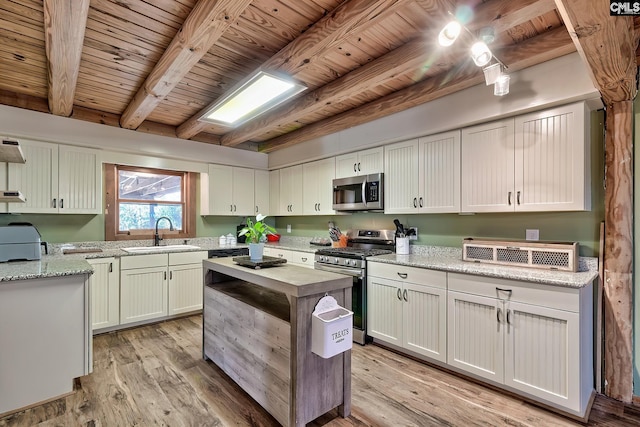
[{"xmin": 202, "ymin": 257, "xmax": 352, "ymax": 427}]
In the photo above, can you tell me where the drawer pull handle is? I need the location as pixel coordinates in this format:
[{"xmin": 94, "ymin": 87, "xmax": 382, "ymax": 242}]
[
  {"xmin": 302, "ymin": 257, "xmax": 307, "ymax": 262},
  {"xmin": 397, "ymin": 288, "xmax": 402, "ymax": 300},
  {"xmin": 397, "ymin": 272, "xmax": 408, "ymax": 279},
  {"xmin": 496, "ymin": 287, "xmax": 513, "ymax": 296}
]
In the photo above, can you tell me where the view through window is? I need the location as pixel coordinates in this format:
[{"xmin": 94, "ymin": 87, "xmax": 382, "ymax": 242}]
[{"xmin": 117, "ymin": 167, "xmax": 184, "ymax": 232}]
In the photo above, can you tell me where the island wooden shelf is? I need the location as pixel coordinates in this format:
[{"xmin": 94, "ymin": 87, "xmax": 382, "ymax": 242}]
[{"xmin": 202, "ymin": 257, "xmax": 352, "ymax": 427}]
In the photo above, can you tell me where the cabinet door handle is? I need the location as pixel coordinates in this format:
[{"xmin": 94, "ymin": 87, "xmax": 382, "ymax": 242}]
[
  {"xmin": 230, "ymin": 204, "xmax": 233, "ymax": 212},
  {"xmin": 234, "ymin": 204, "xmax": 236, "ymax": 212},
  {"xmin": 357, "ymin": 162, "xmax": 361, "ymax": 172},
  {"xmin": 508, "ymin": 192, "xmax": 512, "ymax": 205},
  {"xmin": 506, "ymin": 309, "xmax": 512, "ymax": 325},
  {"xmin": 413, "ymin": 197, "xmax": 417, "ymax": 208},
  {"xmin": 419, "ymin": 197, "xmax": 423, "ymax": 208},
  {"xmin": 170, "ymin": 271, "xmax": 173, "ymax": 280},
  {"xmin": 164, "ymin": 271, "xmax": 167, "ymax": 280},
  {"xmin": 302, "ymin": 257, "xmax": 307, "ymax": 262},
  {"xmin": 317, "ymin": 203, "xmax": 320, "ymax": 211},
  {"xmin": 354, "ymin": 163, "xmax": 357, "ymax": 172},
  {"xmin": 397, "ymin": 272, "xmax": 408, "ymax": 279},
  {"xmin": 517, "ymin": 191, "xmax": 521, "ymax": 205},
  {"xmin": 109, "ymin": 262, "xmax": 113, "ymax": 273},
  {"xmin": 256, "ymin": 205, "xmax": 258, "ymax": 213},
  {"xmin": 53, "ymin": 198, "xmax": 57, "ymax": 208},
  {"xmin": 60, "ymin": 199, "xmax": 64, "ymax": 209},
  {"xmin": 402, "ymin": 289, "xmax": 408, "ymax": 302},
  {"xmin": 496, "ymin": 307, "xmax": 502, "ymax": 323},
  {"xmin": 397, "ymin": 288, "xmax": 402, "ymax": 300}
]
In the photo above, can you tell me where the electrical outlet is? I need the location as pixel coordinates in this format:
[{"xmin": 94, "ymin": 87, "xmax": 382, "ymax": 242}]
[
  {"xmin": 408, "ymin": 227, "xmax": 418, "ymax": 240},
  {"xmin": 526, "ymin": 229, "xmax": 539, "ymax": 241},
  {"xmin": 287, "ymin": 224, "xmax": 292, "ymax": 233}
]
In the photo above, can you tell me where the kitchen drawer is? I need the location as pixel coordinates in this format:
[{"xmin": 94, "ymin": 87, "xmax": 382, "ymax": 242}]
[
  {"xmin": 120, "ymin": 253, "xmax": 168, "ymax": 270},
  {"xmin": 264, "ymin": 247, "xmax": 290, "ymax": 260},
  {"xmin": 288, "ymin": 251, "xmax": 314, "ymax": 268},
  {"xmin": 169, "ymin": 250, "xmax": 208, "ymax": 266},
  {"xmin": 448, "ymin": 273, "xmax": 580, "ymax": 312},
  {"xmin": 368, "ymin": 261, "xmax": 446, "ymax": 290}
]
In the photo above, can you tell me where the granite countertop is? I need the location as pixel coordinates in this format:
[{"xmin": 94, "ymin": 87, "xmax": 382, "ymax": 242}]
[
  {"xmin": 0, "ymin": 237, "xmax": 598, "ymax": 288},
  {"xmin": 368, "ymin": 246, "xmax": 598, "ymax": 288},
  {"xmin": 0, "ymin": 259, "xmax": 93, "ymax": 282}
]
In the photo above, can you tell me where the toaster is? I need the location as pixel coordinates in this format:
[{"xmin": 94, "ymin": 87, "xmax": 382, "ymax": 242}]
[{"xmin": 0, "ymin": 224, "xmax": 45, "ymax": 262}]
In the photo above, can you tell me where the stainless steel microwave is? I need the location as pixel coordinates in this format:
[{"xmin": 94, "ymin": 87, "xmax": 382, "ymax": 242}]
[{"xmin": 332, "ymin": 173, "xmax": 384, "ymax": 211}]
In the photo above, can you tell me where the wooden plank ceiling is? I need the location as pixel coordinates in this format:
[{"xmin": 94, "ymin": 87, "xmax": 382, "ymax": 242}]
[{"xmin": 0, "ymin": 0, "xmax": 588, "ymax": 153}]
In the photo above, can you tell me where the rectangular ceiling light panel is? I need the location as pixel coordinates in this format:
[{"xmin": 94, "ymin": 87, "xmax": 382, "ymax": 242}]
[{"xmin": 200, "ymin": 71, "xmax": 306, "ymax": 127}]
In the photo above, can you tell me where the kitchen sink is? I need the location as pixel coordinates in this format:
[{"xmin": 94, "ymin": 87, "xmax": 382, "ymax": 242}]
[{"xmin": 121, "ymin": 244, "xmax": 201, "ymax": 253}]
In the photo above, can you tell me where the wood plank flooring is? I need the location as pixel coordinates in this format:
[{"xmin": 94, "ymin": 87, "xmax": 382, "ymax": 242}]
[{"xmin": 2, "ymin": 315, "xmax": 640, "ymax": 426}]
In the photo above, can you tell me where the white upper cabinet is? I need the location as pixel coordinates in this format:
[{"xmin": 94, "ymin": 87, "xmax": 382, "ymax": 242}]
[
  {"xmin": 202, "ymin": 165, "xmax": 254, "ymax": 216},
  {"xmin": 279, "ymin": 164, "xmax": 303, "ymax": 215},
  {"xmin": 384, "ymin": 139, "xmax": 420, "ymax": 214},
  {"xmin": 514, "ymin": 103, "xmax": 590, "ymax": 211},
  {"xmin": 269, "ymin": 169, "xmax": 280, "ymax": 215},
  {"xmin": 303, "ymin": 157, "xmax": 335, "ymax": 215},
  {"xmin": 254, "ymin": 170, "xmax": 270, "ymax": 216},
  {"xmin": 461, "ymin": 119, "xmax": 515, "ymax": 213},
  {"xmin": 462, "ymin": 102, "xmax": 590, "ymax": 213},
  {"xmin": 418, "ymin": 131, "xmax": 461, "ymax": 213},
  {"xmin": 8, "ymin": 140, "xmax": 101, "ymax": 214},
  {"xmin": 385, "ymin": 132, "xmax": 460, "ymax": 214},
  {"xmin": 335, "ymin": 146, "xmax": 384, "ymax": 178}
]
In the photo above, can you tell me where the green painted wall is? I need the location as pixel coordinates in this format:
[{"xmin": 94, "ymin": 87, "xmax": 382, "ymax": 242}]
[{"xmin": 276, "ymin": 110, "xmax": 605, "ymax": 257}]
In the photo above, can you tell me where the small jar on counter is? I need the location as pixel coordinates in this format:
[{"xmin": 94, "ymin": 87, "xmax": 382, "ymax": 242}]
[
  {"xmin": 226, "ymin": 233, "xmax": 236, "ymax": 245},
  {"xmin": 218, "ymin": 235, "xmax": 227, "ymax": 246}
]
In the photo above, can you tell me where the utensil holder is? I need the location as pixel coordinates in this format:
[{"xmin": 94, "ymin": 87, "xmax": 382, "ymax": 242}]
[
  {"xmin": 396, "ymin": 237, "xmax": 410, "ymax": 255},
  {"xmin": 332, "ymin": 235, "xmax": 348, "ymax": 248}
]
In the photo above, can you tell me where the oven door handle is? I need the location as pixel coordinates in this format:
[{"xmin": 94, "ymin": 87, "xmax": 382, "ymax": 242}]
[{"xmin": 314, "ymin": 263, "xmax": 364, "ymax": 278}]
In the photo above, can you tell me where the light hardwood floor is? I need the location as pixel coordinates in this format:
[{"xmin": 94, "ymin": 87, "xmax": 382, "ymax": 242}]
[{"xmin": 2, "ymin": 315, "xmax": 639, "ymax": 426}]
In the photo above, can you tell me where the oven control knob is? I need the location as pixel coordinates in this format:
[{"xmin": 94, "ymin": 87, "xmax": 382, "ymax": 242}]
[
  {"xmin": 350, "ymin": 260, "xmax": 357, "ymax": 266},
  {"xmin": 334, "ymin": 257, "xmax": 339, "ymax": 264}
]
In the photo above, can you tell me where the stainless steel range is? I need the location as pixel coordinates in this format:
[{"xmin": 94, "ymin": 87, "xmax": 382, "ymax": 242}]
[{"xmin": 314, "ymin": 229, "xmax": 395, "ymax": 345}]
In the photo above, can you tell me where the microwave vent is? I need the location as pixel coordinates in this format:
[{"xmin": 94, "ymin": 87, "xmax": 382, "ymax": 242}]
[{"xmin": 462, "ymin": 238, "xmax": 578, "ymax": 272}]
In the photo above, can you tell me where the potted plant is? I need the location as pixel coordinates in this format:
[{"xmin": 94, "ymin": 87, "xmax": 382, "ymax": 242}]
[{"xmin": 238, "ymin": 214, "xmax": 277, "ymax": 261}]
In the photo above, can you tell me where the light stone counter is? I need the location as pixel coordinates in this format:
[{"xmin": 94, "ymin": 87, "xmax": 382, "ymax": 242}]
[
  {"xmin": 0, "ymin": 258, "xmax": 93, "ymax": 282},
  {"xmin": 369, "ymin": 246, "xmax": 598, "ymax": 288}
]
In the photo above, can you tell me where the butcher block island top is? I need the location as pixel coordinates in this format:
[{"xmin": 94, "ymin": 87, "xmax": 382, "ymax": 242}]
[{"xmin": 202, "ymin": 258, "xmax": 353, "ymax": 427}]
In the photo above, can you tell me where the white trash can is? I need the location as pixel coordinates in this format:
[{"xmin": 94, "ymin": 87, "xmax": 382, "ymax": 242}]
[{"xmin": 311, "ymin": 295, "xmax": 353, "ymax": 359}]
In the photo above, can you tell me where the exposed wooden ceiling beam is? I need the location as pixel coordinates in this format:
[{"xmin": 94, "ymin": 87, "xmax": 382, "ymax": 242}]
[
  {"xmin": 119, "ymin": 0, "xmax": 253, "ymax": 130},
  {"xmin": 175, "ymin": 0, "xmax": 416, "ymax": 140},
  {"xmin": 467, "ymin": 0, "xmax": 557, "ymax": 33},
  {"xmin": 554, "ymin": 0, "xmax": 638, "ymax": 105},
  {"xmin": 260, "ymin": 26, "xmax": 575, "ymax": 152},
  {"xmin": 43, "ymin": 0, "xmax": 90, "ymax": 117},
  {"xmin": 220, "ymin": 0, "xmax": 553, "ymax": 147}
]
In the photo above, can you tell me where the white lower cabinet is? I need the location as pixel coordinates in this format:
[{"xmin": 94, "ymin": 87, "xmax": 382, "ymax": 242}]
[
  {"xmin": 263, "ymin": 247, "xmax": 314, "ymax": 268},
  {"xmin": 120, "ymin": 251, "xmax": 207, "ymax": 325},
  {"xmin": 88, "ymin": 257, "xmax": 120, "ymax": 332},
  {"xmin": 447, "ymin": 273, "xmax": 592, "ymax": 418},
  {"xmin": 168, "ymin": 251, "xmax": 208, "ymax": 315},
  {"xmin": 367, "ymin": 262, "xmax": 447, "ymax": 362},
  {"xmin": 120, "ymin": 254, "xmax": 168, "ymax": 324}
]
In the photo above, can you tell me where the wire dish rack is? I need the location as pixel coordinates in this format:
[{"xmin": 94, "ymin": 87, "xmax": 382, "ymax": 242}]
[{"xmin": 462, "ymin": 238, "xmax": 579, "ymax": 272}]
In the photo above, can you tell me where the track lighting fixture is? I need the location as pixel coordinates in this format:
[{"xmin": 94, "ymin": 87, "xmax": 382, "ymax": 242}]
[
  {"xmin": 437, "ymin": 17, "xmax": 509, "ymax": 96},
  {"xmin": 438, "ymin": 21, "xmax": 461, "ymax": 47},
  {"xmin": 470, "ymin": 41, "xmax": 492, "ymax": 67}
]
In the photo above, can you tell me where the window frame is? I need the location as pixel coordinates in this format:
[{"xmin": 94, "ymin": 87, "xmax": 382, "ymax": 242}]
[{"xmin": 104, "ymin": 163, "xmax": 196, "ymax": 241}]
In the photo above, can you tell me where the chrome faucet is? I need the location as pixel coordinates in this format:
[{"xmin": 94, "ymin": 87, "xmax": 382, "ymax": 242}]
[{"xmin": 154, "ymin": 217, "xmax": 174, "ymax": 246}]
